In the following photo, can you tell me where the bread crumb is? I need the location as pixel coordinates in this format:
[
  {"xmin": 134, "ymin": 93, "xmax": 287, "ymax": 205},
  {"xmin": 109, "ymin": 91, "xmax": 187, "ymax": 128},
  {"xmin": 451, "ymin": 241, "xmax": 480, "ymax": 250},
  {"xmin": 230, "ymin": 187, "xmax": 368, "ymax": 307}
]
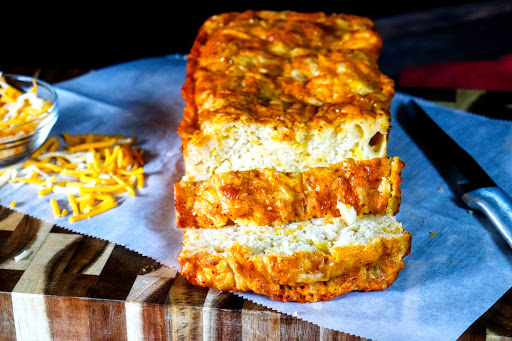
[
  {"xmin": 430, "ymin": 231, "xmax": 436, "ymax": 238},
  {"xmin": 437, "ymin": 187, "xmax": 444, "ymax": 192}
]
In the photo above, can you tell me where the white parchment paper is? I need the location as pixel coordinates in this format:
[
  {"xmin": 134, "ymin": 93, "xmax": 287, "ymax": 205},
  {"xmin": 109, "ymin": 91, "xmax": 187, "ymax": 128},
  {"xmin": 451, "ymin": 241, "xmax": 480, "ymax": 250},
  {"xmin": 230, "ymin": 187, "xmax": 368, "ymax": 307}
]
[{"xmin": 1, "ymin": 55, "xmax": 511, "ymax": 341}]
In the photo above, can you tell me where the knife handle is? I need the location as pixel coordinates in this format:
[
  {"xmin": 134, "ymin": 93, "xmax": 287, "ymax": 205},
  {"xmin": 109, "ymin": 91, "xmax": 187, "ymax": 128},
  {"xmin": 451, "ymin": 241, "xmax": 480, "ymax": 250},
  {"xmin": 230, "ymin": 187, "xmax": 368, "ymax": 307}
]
[{"xmin": 462, "ymin": 187, "xmax": 512, "ymax": 249}]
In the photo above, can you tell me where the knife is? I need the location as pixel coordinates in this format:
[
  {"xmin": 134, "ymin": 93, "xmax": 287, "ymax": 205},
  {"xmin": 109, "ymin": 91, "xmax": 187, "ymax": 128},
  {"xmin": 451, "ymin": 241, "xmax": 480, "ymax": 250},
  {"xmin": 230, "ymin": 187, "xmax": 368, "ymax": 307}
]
[{"xmin": 399, "ymin": 99, "xmax": 512, "ymax": 249}]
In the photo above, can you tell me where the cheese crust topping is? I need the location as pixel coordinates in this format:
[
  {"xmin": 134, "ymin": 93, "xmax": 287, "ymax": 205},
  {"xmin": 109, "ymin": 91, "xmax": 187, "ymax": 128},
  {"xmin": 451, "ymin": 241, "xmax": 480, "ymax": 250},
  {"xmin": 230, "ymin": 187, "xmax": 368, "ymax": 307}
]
[
  {"xmin": 179, "ymin": 10, "xmax": 395, "ymax": 142},
  {"xmin": 175, "ymin": 157, "xmax": 404, "ymax": 229}
]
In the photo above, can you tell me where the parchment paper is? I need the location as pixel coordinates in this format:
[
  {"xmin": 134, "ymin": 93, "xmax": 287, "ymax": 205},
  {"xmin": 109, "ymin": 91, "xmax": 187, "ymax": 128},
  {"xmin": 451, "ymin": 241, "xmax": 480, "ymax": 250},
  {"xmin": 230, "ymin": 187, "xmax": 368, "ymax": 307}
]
[{"xmin": 1, "ymin": 55, "xmax": 511, "ymax": 341}]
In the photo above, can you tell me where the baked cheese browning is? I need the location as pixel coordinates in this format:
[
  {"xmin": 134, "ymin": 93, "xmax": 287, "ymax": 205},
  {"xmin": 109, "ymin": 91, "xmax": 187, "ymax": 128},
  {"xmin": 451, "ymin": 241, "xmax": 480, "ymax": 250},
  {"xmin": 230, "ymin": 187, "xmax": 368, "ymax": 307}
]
[
  {"xmin": 179, "ymin": 10, "xmax": 394, "ymax": 139},
  {"xmin": 176, "ymin": 10, "xmax": 410, "ymax": 303},
  {"xmin": 174, "ymin": 157, "xmax": 404, "ymax": 229},
  {"xmin": 178, "ymin": 215, "xmax": 412, "ymax": 303},
  {"xmin": 179, "ymin": 241, "xmax": 410, "ymax": 303},
  {"xmin": 178, "ymin": 10, "xmax": 395, "ymax": 181},
  {"xmin": 198, "ymin": 11, "xmax": 383, "ymax": 60}
]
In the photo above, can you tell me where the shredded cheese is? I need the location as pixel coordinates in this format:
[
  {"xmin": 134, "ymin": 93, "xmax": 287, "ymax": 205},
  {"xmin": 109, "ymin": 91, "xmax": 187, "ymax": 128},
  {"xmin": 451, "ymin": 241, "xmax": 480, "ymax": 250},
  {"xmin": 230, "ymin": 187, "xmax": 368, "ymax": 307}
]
[
  {"xmin": 14, "ymin": 249, "xmax": 32, "ymax": 262},
  {"xmin": 68, "ymin": 194, "xmax": 79, "ymax": 215},
  {"xmin": 0, "ymin": 133, "xmax": 144, "ymax": 222},
  {"xmin": 68, "ymin": 199, "xmax": 117, "ymax": 223},
  {"xmin": 50, "ymin": 198, "xmax": 60, "ymax": 218},
  {"xmin": 38, "ymin": 185, "xmax": 54, "ymax": 196}
]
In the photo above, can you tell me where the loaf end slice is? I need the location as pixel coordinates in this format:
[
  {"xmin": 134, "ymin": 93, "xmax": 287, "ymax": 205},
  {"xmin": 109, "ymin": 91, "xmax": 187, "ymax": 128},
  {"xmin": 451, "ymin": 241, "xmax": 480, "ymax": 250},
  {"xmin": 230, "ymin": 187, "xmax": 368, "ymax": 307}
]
[{"xmin": 178, "ymin": 214, "xmax": 411, "ymax": 302}]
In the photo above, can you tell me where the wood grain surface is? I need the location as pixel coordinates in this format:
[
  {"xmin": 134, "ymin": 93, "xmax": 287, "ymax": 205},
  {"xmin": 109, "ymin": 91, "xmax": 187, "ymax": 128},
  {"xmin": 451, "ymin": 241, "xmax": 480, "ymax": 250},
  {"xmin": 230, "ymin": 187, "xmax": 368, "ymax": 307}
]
[{"xmin": 0, "ymin": 67, "xmax": 510, "ymax": 341}]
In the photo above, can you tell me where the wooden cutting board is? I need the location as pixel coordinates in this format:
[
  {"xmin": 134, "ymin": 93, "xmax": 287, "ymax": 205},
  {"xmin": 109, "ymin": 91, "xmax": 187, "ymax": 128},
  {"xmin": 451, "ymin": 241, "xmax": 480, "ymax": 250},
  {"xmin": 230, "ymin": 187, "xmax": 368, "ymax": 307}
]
[
  {"xmin": 0, "ymin": 204, "xmax": 510, "ymax": 341},
  {"xmin": 1, "ymin": 202, "xmax": 512, "ymax": 341},
  {"xmin": 0, "ymin": 68, "xmax": 510, "ymax": 340}
]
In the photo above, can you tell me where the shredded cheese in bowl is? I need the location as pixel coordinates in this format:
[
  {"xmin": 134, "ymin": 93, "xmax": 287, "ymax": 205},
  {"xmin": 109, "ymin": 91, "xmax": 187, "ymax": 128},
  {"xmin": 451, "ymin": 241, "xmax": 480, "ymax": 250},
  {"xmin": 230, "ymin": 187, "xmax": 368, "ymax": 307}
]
[
  {"xmin": 0, "ymin": 73, "xmax": 58, "ymax": 164},
  {"xmin": 1, "ymin": 133, "xmax": 145, "ymax": 222}
]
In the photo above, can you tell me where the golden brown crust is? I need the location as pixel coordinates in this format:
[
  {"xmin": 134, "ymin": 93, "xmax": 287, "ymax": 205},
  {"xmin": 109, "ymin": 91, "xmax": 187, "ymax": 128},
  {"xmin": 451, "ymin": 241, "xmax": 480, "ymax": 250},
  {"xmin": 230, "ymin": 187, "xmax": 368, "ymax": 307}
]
[
  {"xmin": 178, "ymin": 231, "xmax": 412, "ymax": 303},
  {"xmin": 176, "ymin": 10, "xmax": 409, "ymax": 303},
  {"xmin": 178, "ymin": 10, "xmax": 394, "ymax": 147},
  {"xmin": 174, "ymin": 157, "xmax": 404, "ymax": 229}
]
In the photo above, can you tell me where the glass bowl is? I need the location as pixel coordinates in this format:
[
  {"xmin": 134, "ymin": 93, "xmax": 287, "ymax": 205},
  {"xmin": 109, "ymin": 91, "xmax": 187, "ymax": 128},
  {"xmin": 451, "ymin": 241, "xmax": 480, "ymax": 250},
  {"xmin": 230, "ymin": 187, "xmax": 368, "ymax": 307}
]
[{"xmin": 0, "ymin": 73, "xmax": 59, "ymax": 165}]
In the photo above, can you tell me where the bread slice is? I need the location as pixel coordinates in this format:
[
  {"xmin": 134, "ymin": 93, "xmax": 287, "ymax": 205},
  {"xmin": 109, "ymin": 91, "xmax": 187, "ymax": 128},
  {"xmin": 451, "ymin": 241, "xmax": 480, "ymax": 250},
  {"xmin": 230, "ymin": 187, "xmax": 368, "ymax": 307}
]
[
  {"xmin": 178, "ymin": 10, "xmax": 395, "ymax": 181},
  {"xmin": 174, "ymin": 157, "xmax": 404, "ymax": 229},
  {"xmin": 178, "ymin": 214, "xmax": 411, "ymax": 303}
]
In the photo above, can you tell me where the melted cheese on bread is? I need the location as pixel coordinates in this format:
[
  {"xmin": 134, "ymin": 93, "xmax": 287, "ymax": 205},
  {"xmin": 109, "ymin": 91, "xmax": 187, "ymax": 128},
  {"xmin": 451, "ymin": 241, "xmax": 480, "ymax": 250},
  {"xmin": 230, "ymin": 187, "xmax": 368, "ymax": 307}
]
[{"xmin": 179, "ymin": 10, "xmax": 394, "ymax": 181}]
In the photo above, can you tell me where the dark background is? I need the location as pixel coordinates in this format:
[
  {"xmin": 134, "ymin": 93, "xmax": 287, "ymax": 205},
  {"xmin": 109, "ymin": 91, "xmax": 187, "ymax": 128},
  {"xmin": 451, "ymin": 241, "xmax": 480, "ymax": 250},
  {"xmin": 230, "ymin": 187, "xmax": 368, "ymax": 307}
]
[{"xmin": 2, "ymin": 0, "xmax": 512, "ymax": 82}]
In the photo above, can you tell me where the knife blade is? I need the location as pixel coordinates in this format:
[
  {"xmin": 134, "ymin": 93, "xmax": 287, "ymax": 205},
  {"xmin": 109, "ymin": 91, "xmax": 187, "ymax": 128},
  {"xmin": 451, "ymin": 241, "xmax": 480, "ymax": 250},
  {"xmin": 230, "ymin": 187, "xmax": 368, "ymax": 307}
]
[{"xmin": 399, "ymin": 99, "xmax": 512, "ymax": 249}]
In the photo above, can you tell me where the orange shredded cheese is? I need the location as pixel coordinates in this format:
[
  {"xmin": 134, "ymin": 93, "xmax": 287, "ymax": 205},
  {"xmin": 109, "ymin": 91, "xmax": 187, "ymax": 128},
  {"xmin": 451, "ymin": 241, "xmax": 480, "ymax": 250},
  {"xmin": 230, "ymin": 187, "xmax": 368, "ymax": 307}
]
[
  {"xmin": 9, "ymin": 177, "xmax": 45, "ymax": 185},
  {"xmin": 38, "ymin": 185, "xmax": 54, "ymax": 196},
  {"xmin": 68, "ymin": 194, "xmax": 79, "ymax": 215},
  {"xmin": 67, "ymin": 138, "xmax": 117, "ymax": 152},
  {"xmin": 9, "ymin": 200, "xmax": 16, "ymax": 207},
  {"xmin": 31, "ymin": 136, "xmax": 58, "ymax": 160},
  {"xmin": 68, "ymin": 200, "xmax": 117, "ymax": 223},
  {"xmin": 1, "ymin": 133, "xmax": 144, "ymax": 222},
  {"xmin": 50, "ymin": 198, "xmax": 60, "ymax": 218}
]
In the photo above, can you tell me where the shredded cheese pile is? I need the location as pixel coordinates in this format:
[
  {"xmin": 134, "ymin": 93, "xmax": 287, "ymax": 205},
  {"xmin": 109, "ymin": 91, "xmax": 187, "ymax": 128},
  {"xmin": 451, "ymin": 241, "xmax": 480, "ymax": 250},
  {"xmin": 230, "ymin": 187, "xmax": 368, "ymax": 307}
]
[
  {"xmin": 0, "ymin": 73, "xmax": 51, "ymax": 143},
  {"xmin": 0, "ymin": 133, "xmax": 144, "ymax": 222}
]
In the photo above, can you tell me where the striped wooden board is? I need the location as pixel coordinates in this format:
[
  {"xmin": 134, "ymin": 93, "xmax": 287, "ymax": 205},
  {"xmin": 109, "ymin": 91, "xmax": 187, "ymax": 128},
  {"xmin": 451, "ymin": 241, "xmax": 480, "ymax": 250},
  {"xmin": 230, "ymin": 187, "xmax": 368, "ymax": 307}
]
[{"xmin": 0, "ymin": 67, "xmax": 510, "ymax": 340}]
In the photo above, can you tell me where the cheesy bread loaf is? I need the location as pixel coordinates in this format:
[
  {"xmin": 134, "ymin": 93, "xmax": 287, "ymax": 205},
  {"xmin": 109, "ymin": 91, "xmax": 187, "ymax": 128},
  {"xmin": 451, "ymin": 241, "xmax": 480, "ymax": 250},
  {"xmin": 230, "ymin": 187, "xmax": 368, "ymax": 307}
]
[
  {"xmin": 174, "ymin": 157, "xmax": 404, "ymax": 229},
  {"xmin": 178, "ymin": 10, "xmax": 395, "ymax": 181},
  {"xmin": 175, "ymin": 10, "xmax": 411, "ymax": 303}
]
